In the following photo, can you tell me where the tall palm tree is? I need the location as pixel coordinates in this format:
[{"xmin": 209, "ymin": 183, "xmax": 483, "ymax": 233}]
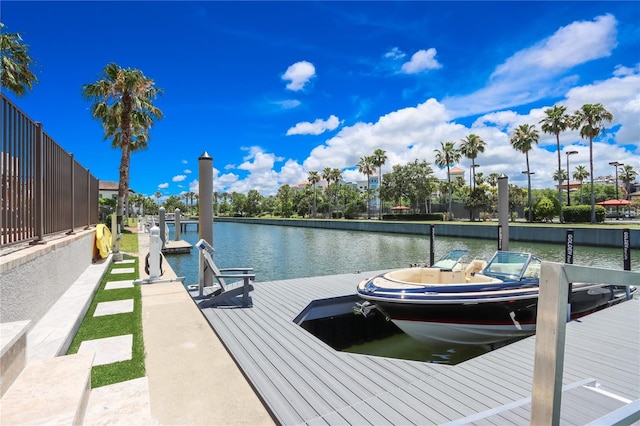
[
  {"xmin": 434, "ymin": 141, "xmax": 461, "ymax": 220},
  {"xmin": 322, "ymin": 167, "xmax": 333, "ymax": 217},
  {"xmin": 572, "ymin": 165, "xmax": 589, "ymax": 205},
  {"xmin": 552, "ymin": 169, "xmax": 567, "ymax": 183},
  {"xmin": 308, "ymin": 171, "xmax": 320, "ymax": 218},
  {"xmin": 540, "ymin": 105, "xmax": 571, "ymax": 223},
  {"xmin": 487, "ymin": 173, "xmax": 500, "ymax": 188},
  {"xmin": 330, "ymin": 168, "xmax": 342, "ymax": 217},
  {"xmin": 572, "ymin": 103, "xmax": 614, "ymax": 223},
  {"xmin": 0, "ymin": 22, "xmax": 38, "ymax": 96},
  {"xmin": 619, "ymin": 164, "xmax": 638, "ymax": 200},
  {"xmin": 358, "ymin": 156, "xmax": 376, "ymax": 219},
  {"xmin": 82, "ymin": 63, "xmax": 163, "ymax": 255},
  {"xmin": 509, "ymin": 124, "xmax": 540, "ymax": 222},
  {"xmin": 459, "ymin": 134, "xmax": 486, "ymax": 190},
  {"xmin": 154, "ymin": 191, "xmax": 162, "ymax": 205},
  {"xmin": 371, "ymin": 149, "xmax": 387, "ymax": 219}
]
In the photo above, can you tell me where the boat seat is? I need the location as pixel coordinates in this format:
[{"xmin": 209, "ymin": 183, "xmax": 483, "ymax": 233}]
[{"xmin": 465, "ymin": 259, "xmax": 486, "ymax": 277}]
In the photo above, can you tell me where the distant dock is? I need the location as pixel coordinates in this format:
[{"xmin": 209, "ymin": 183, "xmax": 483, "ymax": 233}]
[
  {"xmin": 191, "ymin": 270, "xmax": 639, "ymax": 425},
  {"xmin": 162, "ymin": 240, "xmax": 192, "ymax": 254},
  {"xmin": 165, "ymin": 218, "xmax": 199, "ymax": 232}
]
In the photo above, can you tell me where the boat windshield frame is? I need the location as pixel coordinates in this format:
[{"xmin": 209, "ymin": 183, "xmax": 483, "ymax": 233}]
[
  {"xmin": 431, "ymin": 249, "xmax": 470, "ymax": 270},
  {"xmin": 482, "ymin": 251, "xmax": 540, "ymax": 280}
]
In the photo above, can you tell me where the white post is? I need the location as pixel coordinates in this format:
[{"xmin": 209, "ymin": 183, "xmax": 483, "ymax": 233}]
[{"xmin": 148, "ymin": 225, "xmax": 162, "ymax": 281}]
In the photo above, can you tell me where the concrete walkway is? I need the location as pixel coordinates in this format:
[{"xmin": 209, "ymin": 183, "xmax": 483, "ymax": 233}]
[{"xmin": 136, "ymin": 230, "xmax": 274, "ymax": 425}]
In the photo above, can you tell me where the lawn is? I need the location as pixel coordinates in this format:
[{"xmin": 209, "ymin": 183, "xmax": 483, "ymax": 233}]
[{"xmin": 67, "ymin": 232, "xmax": 144, "ymax": 388}]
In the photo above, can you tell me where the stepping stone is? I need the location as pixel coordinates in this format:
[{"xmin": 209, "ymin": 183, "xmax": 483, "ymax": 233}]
[
  {"xmin": 94, "ymin": 300, "xmax": 134, "ymax": 317},
  {"xmin": 111, "ymin": 267, "xmax": 135, "ymax": 274},
  {"xmin": 115, "ymin": 259, "xmax": 135, "ymax": 265},
  {"xmin": 84, "ymin": 377, "xmax": 153, "ymax": 425},
  {"xmin": 105, "ymin": 280, "xmax": 134, "ymax": 290},
  {"xmin": 78, "ymin": 335, "xmax": 132, "ymax": 366}
]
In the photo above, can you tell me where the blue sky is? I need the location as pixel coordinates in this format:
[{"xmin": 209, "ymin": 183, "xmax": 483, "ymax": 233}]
[{"xmin": 3, "ymin": 1, "xmax": 639, "ymax": 199}]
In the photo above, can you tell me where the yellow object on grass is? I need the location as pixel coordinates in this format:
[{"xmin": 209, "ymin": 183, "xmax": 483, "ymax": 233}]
[{"xmin": 95, "ymin": 224, "xmax": 113, "ymax": 258}]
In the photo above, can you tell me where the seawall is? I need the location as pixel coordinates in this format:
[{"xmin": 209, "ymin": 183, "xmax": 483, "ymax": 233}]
[
  {"xmin": 0, "ymin": 229, "xmax": 100, "ymax": 325},
  {"xmin": 214, "ymin": 217, "xmax": 639, "ymax": 249}
]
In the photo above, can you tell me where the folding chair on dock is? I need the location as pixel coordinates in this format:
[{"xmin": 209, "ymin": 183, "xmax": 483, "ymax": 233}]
[{"xmin": 191, "ymin": 239, "xmax": 255, "ymax": 308}]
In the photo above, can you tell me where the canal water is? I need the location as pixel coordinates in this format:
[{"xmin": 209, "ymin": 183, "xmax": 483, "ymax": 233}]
[
  {"xmin": 165, "ymin": 221, "xmax": 637, "ymax": 364},
  {"xmin": 166, "ymin": 221, "xmax": 638, "ymax": 285}
]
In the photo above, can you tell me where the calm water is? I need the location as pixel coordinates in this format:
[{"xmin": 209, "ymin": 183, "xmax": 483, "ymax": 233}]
[
  {"xmin": 166, "ymin": 221, "xmax": 638, "ymax": 286},
  {"xmin": 165, "ymin": 221, "xmax": 637, "ymax": 365}
]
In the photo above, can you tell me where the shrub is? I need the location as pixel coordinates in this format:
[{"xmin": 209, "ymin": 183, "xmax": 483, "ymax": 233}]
[
  {"xmin": 563, "ymin": 205, "xmax": 606, "ymax": 223},
  {"xmin": 534, "ymin": 197, "xmax": 556, "ymax": 222}
]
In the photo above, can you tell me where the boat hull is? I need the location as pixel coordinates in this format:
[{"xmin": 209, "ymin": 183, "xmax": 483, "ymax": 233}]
[{"xmin": 361, "ymin": 285, "xmax": 634, "ymax": 346}]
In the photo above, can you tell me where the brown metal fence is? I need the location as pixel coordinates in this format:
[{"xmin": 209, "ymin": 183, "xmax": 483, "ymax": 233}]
[{"xmin": 1, "ymin": 94, "xmax": 99, "ymax": 247}]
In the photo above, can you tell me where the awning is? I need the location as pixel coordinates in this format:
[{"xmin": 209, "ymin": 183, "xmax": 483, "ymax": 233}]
[{"xmin": 596, "ymin": 199, "xmax": 630, "ymax": 206}]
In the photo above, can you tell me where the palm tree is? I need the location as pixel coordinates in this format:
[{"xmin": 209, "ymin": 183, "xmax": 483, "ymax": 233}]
[
  {"xmin": 540, "ymin": 105, "xmax": 571, "ymax": 223},
  {"xmin": 619, "ymin": 165, "xmax": 638, "ymax": 200},
  {"xmin": 154, "ymin": 191, "xmax": 162, "ymax": 205},
  {"xmin": 572, "ymin": 104, "xmax": 614, "ymax": 223},
  {"xmin": 330, "ymin": 168, "xmax": 342, "ymax": 217},
  {"xmin": 371, "ymin": 149, "xmax": 387, "ymax": 219},
  {"xmin": 82, "ymin": 63, "xmax": 163, "ymax": 255},
  {"xmin": 553, "ymin": 169, "xmax": 567, "ymax": 183},
  {"xmin": 487, "ymin": 173, "xmax": 500, "ymax": 188},
  {"xmin": 0, "ymin": 22, "xmax": 38, "ymax": 96},
  {"xmin": 357, "ymin": 156, "xmax": 375, "ymax": 219},
  {"xmin": 572, "ymin": 165, "xmax": 589, "ymax": 205},
  {"xmin": 459, "ymin": 134, "xmax": 486, "ymax": 190},
  {"xmin": 434, "ymin": 141, "xmax": 461, "ymax": 220},
  {"xmin": 322, "ymin": 167, "xmax": 333, "ymax": 217},
  {"xmin": 509, "ymin": 124, "xmax": 540, "ymax": 222},
  {"xmin": 308, "ymin": 171, "xmax": 320, "ymax": 218}
]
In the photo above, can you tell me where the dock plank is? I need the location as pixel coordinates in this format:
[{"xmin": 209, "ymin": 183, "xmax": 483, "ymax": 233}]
[{"xmin": 192, "ymin": 270, "xmax": 639, "ymax": 425}]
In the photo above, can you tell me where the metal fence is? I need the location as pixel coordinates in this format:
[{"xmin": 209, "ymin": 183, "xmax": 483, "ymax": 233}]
[{"xmin": 1, "ymin": 94, "xmax": 99, "ymax": 247}]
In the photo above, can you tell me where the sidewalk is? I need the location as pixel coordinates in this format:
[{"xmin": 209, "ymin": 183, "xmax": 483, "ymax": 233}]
[{"xmin": 136, "ymin": 230, "xmax": 274, "ymax": 425}]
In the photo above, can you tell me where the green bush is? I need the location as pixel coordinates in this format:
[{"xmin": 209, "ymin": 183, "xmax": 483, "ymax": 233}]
[
  {"xmin": 563, "ymin": 205, "xmax": 606, "ymax": 223},
  {"xmin": 534, "ymin": 197, "xmax": 556, "ymax": 222}
]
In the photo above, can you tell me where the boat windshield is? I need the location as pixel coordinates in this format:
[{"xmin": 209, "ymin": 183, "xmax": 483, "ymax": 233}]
[
  {"xmin": 483, "ymin": 251, "xmax": 540, "ymax": 279},
  {"xmin": 432, "ymin": 249, "xmax": 470, "ymax": 270}
]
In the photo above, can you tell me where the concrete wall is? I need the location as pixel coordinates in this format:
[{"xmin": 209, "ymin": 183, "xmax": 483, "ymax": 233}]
[
  {"xmin": 214, "ymin": 217, "xmax": 639, "ymax": 249},
  {"xmin": 0, "ymin": 229, "xmax": 97, "ymax": 325}
]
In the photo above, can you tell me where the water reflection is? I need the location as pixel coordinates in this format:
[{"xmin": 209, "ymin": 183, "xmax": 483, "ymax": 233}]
[{"xmin": 166, "ymin": 221, "xmax": 638, "ymax": 286}]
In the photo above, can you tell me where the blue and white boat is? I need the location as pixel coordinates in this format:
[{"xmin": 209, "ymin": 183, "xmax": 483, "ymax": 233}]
[{"xmin": 356, "ymin": 250, "xmax": 635, "ymax": 346}]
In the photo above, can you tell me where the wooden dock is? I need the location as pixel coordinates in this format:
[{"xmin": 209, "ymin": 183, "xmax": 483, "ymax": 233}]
[
  {"xmin": 192, "ymin": 271, "xmax": 639, "ymax": 425},
  {"xmin": 162, "ymin": 240, "xmax": 192, "ymax": 254}
]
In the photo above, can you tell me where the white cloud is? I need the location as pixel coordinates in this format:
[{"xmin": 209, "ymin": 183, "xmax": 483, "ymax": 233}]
[
  {"xmin": 272, "ymin": 99, "xmax": 301, "ymax": 109},
  {"xmin": 172, "ymin": 175, "xmax": 186, "ymax": 182},
  {"xmin": 296, "ymin": 66, "xmax": 639, "ymax": 190},
  {"xmin": 286, "ymin": 115, "xmax": 341, "ymax": 136},
  {"xmin": 184, "ymin": 169, "xmax": 192, "ymax": 174},
  {"xmin": 493, "ymin": 14, "xmax": 617, "ymax": 77},
  {"xmin": 400, "ymin": 48, "xmax": 442, "ymax": 74},
  {"xmin": 157, "ymin": 182, "xmax": 169, "ymax": 189},
  {"xmin": 385, "ymin": 47, "xmax": 405, "ymax": 60},
  {"xmin": 282, "ymin": 61, "xmax": 316, "ymax": 91},
  {"xmin": 444, "ymin": 14, "xmax": 619, "ymax": 118}
]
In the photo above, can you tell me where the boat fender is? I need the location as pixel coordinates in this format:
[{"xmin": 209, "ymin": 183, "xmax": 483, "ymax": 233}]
[{"xmin": 144, "ymin": 252, "xmax": 165, "ymax": 276}]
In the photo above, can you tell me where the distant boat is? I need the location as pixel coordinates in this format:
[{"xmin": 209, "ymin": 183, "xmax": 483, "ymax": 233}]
[{"xmin": 355, "ymin": 250, "xmax": 636, "ymax": 346}]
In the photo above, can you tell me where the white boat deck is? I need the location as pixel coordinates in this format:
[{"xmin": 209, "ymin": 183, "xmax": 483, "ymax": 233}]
[{"xmin": 192, "ymin": 270, "xmax": 639, "ymax": 425}]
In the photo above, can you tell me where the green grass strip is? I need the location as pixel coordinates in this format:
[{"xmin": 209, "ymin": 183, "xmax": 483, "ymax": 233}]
[{"xmin": 67, "ymin": 245, "xmax": 145, "ymax": 388}]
